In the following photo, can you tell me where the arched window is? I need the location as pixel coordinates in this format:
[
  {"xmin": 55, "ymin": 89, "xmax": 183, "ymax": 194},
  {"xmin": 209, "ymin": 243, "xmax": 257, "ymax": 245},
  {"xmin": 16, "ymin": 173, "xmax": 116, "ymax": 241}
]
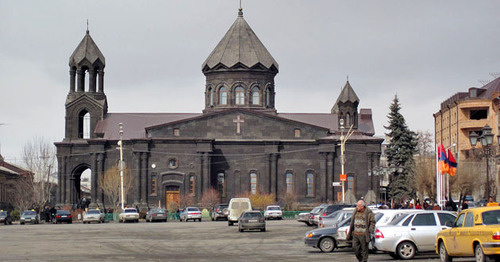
[
  {"xmin": 306, "ymin": 173, "xmax": 314, "ymax": 196},
  {"xmin": 208, "ymin": 87, "xmax": 214, "ymax": 106},
  {"xmin": 286, "ymin": 173, "xmax": 293, "ymax": 193},
  {"xmin": 218, "ymin": 173, "xmax": 225, "ymax": 197},
  {"xmin": 250, "ymin": 172, "xmax": 257, "ymax": 195},
  {"xmin": 345, "ymin": 113, "xmax": 351, "ymax": 127},
  {"xmin": 189, "ymin": 176, "xmax": 195, "ymax": 195},
  {"xmin": 78, "ymin": 110, "xmax": 91, "ymax": 139},
  {"xmin": 251, "ymin": 87, "xmax": 260, "ymax": 105},
  {"xmin": 219, "ymin": 87, "xmax": 227, "ymax": 105},
  {"xmin": 266, "ymin": 87, "xmax": 271, "ymax": 107},
  {"xmin": 235, "ymin": 86, "xmax": 245, "ymax": 105}
]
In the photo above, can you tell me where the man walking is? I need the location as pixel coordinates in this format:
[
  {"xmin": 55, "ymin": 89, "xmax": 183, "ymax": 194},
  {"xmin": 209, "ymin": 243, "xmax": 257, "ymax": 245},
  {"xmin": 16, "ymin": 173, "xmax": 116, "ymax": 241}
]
[{"xmin": 347, "ymin": 200, "xmax": 376, "ymax": 262}]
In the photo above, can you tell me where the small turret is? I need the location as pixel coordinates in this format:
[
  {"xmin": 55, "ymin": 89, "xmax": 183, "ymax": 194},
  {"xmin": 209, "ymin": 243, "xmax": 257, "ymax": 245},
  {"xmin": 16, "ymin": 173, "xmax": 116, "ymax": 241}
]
[{"xmin": 332, "ymin": 81, "xmax": 360, "ymax": 129}]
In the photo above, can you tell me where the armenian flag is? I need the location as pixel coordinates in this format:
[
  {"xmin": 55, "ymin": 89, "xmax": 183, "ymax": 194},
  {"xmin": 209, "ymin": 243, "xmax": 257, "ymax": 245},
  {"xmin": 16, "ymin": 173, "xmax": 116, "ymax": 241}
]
[
  {"xmin": 438, "ymin": 143, "xmax": 449, "ymax": 174},
  {"xmin": 448, "ymin": 149, "xmax": 457, "ymax": 176}
]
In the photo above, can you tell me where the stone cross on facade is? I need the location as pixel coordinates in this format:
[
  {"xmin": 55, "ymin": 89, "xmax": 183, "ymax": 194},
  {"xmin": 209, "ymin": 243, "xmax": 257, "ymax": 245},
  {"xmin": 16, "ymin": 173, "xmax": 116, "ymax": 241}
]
[{"xmin": 233, "ymin": 115, "xmax": 244, "ymax": 134}]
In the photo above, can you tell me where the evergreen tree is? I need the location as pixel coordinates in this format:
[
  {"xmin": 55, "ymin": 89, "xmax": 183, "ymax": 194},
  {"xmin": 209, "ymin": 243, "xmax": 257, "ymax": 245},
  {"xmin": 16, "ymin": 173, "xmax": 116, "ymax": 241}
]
[{"xmin": 385, "ymin": 95, "xmax": 418, "ymax": 203}]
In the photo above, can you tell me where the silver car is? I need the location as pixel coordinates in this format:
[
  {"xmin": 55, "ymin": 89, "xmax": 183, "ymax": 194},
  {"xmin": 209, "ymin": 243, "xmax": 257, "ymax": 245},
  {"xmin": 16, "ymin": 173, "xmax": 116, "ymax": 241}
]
[
  {"xmin": 20, "ymin": 210, "xmax": 40, "ymax": 225},
  {"xmin": 179, "ymin": 207, "xmax": 202, "ymax": 222},
  {"xmin": 373, "ymin": 210, "xmax": 456, "ymax": 260},
  {"xmin": 318, "ymin": 208, "xmax": 354, "ymax": 228},
  {"xmin": 83, "ymin": 209, "xmax": 105, "ymax": 224}
]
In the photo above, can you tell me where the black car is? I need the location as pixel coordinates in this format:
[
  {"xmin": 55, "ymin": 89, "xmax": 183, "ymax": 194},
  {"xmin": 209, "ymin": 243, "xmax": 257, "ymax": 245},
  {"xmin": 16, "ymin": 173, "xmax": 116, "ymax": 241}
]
[
  {"xmin": 304, "ymin": 217, "xmax": 352, "ymax": 252},
  {"xmin": 54, "ymin": 210, "xmax": 73, "ymax": 224},
  {"xmin": 0, "ymin": 211, "xmax": 13, "ymax": 225},
  {"xmin": 211, "ymin": 204, "xmax": 229, "ymax": 221}
]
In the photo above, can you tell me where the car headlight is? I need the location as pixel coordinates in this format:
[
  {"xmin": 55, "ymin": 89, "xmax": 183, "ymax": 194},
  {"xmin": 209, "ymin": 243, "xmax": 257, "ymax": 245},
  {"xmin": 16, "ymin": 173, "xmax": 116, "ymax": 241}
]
[{"xmin": 306, "ymin": 232, "xmax": 315, "ymax": 238}]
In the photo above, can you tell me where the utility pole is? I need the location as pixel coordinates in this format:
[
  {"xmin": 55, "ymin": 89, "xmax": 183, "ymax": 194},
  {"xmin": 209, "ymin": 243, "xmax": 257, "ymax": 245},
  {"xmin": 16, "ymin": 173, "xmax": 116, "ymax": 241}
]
[
  {"xmin": 118, "ymin": 123, "xmax": 124, "ymax": 210},
  {"xmin": 339, "ymin": 118, "xmax": 354, "ymax": 203}
]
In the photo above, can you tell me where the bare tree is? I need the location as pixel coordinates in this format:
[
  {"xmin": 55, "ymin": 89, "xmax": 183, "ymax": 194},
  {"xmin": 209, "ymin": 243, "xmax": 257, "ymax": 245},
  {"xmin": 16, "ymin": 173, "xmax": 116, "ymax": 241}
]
[
  {"xmin": 414, "ymin": 130, "xmax": 436, "ymax": 201},
  {"xmin": 199, "ymin": 188, "xmax": 220, "ymax": 210},
  {"xmin": 415, "ymin": 130, "xmax": 434, "ymax": 157},
  {"xmin": 99, "ymin": 164, "xmax": 135, "ymax": 209},
  {"xmin": 451, "ymin": 160, "xmax": 483, "ymax": 203},
  {"xmin": 12, "ymin": 176, "xmax": 34, "ymax": 212},
  {"xmin": 21, "ymin": 137, "xmax": 56, "ymax": 210},
  {"xmin": 179, "ymin": 194, "xmax": 196, "ymax": 208}
]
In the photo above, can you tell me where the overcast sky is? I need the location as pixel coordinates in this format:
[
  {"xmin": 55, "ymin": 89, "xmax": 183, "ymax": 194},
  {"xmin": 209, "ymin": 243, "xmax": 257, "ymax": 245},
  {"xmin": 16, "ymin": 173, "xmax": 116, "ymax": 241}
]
[{"xmin": 1, "ymin": 1, "xmax": 500, "ymax": 165}]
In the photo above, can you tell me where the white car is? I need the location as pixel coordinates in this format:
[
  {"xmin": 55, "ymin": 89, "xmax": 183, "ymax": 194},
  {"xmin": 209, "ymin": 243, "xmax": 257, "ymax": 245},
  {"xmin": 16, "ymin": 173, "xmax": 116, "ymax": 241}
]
[
  {"xmin": 373, "ymin": 210, "xmax": 456, "ymax": 260},
  {"xmin": 119, "ymin": 208, "xmax": 140, "ymax": 223},
  {"xmin": 264, "ymin": 205, "xmax": 282, "ymax": 220},
  {"xmin": 179, "ymin": 207, "xmax": 202, "ymax": 222},
  {"xmin": 83, "ymin": 209, "xmax": 105, "ymax": 224}
]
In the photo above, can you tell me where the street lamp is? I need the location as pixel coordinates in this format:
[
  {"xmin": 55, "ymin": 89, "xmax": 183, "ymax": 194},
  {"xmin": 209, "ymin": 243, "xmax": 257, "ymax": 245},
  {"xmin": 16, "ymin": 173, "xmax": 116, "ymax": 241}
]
[
  {"xmin": 118, "ymin": 123, "xmax": 124, "ymax": 210},
  {"xmin": 339, "ymin": 118, "xmax": 354, "ymax": 203},
  {"xmin": 469, "ymin": 124, "xmax": 494, "ymax": 199}
]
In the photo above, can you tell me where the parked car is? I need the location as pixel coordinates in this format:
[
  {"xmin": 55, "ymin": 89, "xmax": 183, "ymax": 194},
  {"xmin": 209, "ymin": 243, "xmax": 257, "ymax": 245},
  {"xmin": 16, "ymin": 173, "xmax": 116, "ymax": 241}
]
[
  {"xmin": 211, "ymin": 204, "xmax": 229, "ymax": 221},
  {"xmin": 0, "ymin": 210, "xmax": 13, "ymax": 225},
  {"xmin": 304, "ymin": 217, "xmax": 353, "ymax": 252},
  {"xmin": 436, "ymin": 206, "xmax": 500, "ymax": 262},
  {"xmin": 238, "ymin": 211, "xmax": 266, "ymax": 232},
  {"xmin": 264, "ymin": 205, "xmax": 282, "ymax": 220},
  {"xmin": 318, "ymin": 208, "xmax": 354, "ymax": 228},
  {"xmin": 228, "ymin": 198, "xmax": 252, "ymax": 226},
  {"xmin": 336, "ymin": 209, "xmax": 425, "ymax": 251},
  {"xmin": 308, "ymin": 204, "xmax": 329, "ymax": 226},
  {"xmin": 119, "ymin": 208, "xmax": 140, "ymax": 223},
  {"xmin": 145, "ymin": 208, "xmax": 168, "ymax": 222},
  {"xmin": 54, "ymin": 209, "xmax": 73, "ymax": 224},
  {"xmin": 83, "ymin": 209, "xmax": 105, "ymax": 224},
  {"xmin": 374, "ymin": 210, "xmax": 456, "ymax": 260},
  {"xmin": 20, "ymin": 210, "xmax": 40, "ymax": 225},
  {"xmin": 180, "ymin": 207, "xmax": 202, "ymax": 222},
  {"xmin": 297, "ymin": 204, "xmax": 327, "ymax": 226}
]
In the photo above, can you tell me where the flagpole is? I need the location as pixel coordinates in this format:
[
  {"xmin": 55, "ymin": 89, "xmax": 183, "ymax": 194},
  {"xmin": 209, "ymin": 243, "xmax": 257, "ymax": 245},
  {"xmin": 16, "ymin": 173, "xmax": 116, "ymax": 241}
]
[{"xmin": 436, "ymin": 143, "xmax": 440, "ymax": 208}]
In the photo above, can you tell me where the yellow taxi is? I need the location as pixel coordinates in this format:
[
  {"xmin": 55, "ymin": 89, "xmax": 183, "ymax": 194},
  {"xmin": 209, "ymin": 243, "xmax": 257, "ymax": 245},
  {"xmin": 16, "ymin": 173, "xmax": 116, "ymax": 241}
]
[{"xmin": 436, "ymin": 206, "xmax": 500, "ymax": 262}]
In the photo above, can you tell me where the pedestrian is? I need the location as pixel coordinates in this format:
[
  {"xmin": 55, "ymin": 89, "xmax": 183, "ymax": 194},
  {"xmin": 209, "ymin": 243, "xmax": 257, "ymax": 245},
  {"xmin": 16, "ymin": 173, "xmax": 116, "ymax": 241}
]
[
  {"xmin": 461, "ymin": 200, "xmax": 469, "ymax": 210},
  {"xmin": 347, "ymin": 200, "xmax": 376, "ymax": 262},
  {"xmin": 486, "ymin": 196, "xmax": 498, "ymax": 207}
]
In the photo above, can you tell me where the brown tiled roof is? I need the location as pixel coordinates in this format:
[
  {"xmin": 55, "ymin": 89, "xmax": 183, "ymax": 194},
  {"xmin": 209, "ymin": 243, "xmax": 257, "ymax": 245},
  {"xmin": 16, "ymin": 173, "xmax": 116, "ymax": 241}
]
[{"xmin": 478, "ymin": 76, "xmax": 500, "ymax": 99}]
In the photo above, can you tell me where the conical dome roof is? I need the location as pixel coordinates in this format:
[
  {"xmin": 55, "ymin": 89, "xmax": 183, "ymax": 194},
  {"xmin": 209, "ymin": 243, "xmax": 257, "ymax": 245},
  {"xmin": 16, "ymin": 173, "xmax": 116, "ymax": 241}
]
[
  {"xmin": 202, "ymin": 8, "xmax": 278, "ymax": 72},
  {"xmin": 331, "ymin": 81, "xmax": 360, "ymax": 113},
  {"xmin": 69, "ymin": 30, "xmax": 105, "ymax": 67}
]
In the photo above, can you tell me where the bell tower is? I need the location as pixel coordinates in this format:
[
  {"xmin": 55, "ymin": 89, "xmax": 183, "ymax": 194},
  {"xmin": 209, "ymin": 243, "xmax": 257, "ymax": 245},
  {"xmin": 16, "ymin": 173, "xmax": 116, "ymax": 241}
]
[
  {"xmin": 64, "ymin": 29, "xmax": 107, "ymax": 141},
  {"xmin": 332, "ymin": 81, "xmax": 360, "ymax": 129}
]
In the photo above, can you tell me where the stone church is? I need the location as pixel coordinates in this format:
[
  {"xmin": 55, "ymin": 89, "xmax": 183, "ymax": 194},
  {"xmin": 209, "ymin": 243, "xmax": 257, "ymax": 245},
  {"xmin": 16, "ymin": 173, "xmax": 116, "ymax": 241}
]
[{"xmin": 55, "ymin": 8, "xmax": 383, "ymax": 209}]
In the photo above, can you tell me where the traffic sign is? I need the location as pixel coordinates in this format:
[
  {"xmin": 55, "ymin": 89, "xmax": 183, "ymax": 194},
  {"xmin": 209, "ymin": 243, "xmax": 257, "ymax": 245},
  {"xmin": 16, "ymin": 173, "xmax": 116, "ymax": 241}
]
[
  {"xmin": 340, "ymin": 174, "xmax": 347, "ymax": 181},
  {"xmin": 332, "ymin": 182, "xmax": 342, "ymax": 186}
]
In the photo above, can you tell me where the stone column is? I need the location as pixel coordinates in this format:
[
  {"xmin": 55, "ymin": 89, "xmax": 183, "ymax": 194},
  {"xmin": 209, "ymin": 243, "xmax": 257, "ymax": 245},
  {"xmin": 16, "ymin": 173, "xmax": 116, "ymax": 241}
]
[
  {"xmin": 202, "ymin": 153, "xmax": 210, "ymax": 192},
  {"xmin": 327, "ymin": 153, "xmax": 334, "ymax": 202},
  {"xmin": 90, "ymin": 153, "xmax": 98, "ymax": 204},
  {"xmin": 270, "ymin": 154, "xmax": 278, "ymax": 199},
  {"xmin": 319, "ymin": 153, "xmax": 327, "ymax": 201},
  {"xmin": 134, "ymin": 152, "xmax": 141, "ymax": 205},
  {"xmin": 98, "ymin": 69, "xmax": 104, "ymax": 93},
  {"xmin": 89, "ymin": 69, "xmax": 96, "ymax": 92},
  {"xmin": 96, "ymin": 153, "xmax": 104, "ymax": 207},
  {"xmin": 69, "ymin": 69, "xmax": 76, "ymax": 93},
  {"xmin": 140, "ymin": 152, "xmax": 148, "ymax": 204},
  {"xmin": 76, "ymin": 69, "xmax": 84, "ymax": 92}
]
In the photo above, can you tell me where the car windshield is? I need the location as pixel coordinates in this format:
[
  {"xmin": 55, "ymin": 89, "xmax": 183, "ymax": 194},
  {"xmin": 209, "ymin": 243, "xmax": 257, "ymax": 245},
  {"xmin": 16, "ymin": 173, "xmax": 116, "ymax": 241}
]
[
  {"xmin": 57, "ymin": 210, "xmax": 70, "ymax": 215},
  {"xmin": 327, "ymin": 211, "xmax": 342, "ymax": 219},
  {"xmin": 124, "ymin": 209, "xmax": 137, "ymax": 213},
  {"xmin": 311, "ymin": 207, "xmax": 322, "ymax": 213},
  {"xmin": 268, "ymin": 206, "xmax": 280, "ymax": 210},
  {"xmin": 374, "ymin": 212, "xmax": 384, "ymax": 222},
  {"xmin": 339, "ymin": 217, "xmax": 352, "ymax": 227},
  {"xmin": 87, "ymin": 210, "xmax": 100, "ymax": 214},
  {"xmin": 22, "ymin": 211, "xmax": 36, "ymax": 216},
  {"xmin": 187, "ymin": 208, "xmax": 199, "ymax": 212},
  {"xmin": 482, "ymin": 210, "xmax": 500, "ymax": 225},
  {"xmin": 152, "ymin": 209, "xmax": 165, "ymax": 213},
  {"xmin": 389, "ymin": 213, "xmax": 411, "ymax": 225},
  {"xmin": 0, "ymin": 211, "xmax": 7, "ymax": 216},
  {"xmin": 242, "ymin": 212, "xmax": 262, "ymax": 218}
]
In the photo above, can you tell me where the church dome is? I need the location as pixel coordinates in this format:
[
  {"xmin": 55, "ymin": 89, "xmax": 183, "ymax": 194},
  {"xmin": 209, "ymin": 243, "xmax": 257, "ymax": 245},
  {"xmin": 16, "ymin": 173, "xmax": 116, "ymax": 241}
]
[
  {"xmin": 69, "ymin": 30, "xmax": 105, "ymax": 68},
  {"xmin": 202, "ymin": 8, "xmax": 278, "ymax": 73}
]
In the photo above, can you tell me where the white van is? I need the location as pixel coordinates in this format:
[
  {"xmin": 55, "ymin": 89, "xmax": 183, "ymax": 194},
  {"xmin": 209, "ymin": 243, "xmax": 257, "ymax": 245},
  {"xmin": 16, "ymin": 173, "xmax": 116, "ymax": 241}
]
[{"xmin": 227, "ymin": 198, "xmax": 252, "ymax": 226}]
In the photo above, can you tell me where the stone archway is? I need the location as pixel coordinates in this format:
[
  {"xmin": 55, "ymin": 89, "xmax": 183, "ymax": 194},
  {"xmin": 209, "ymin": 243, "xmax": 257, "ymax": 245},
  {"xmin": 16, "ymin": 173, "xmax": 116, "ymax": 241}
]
[{"xmin": 71, "ymin": 164, "xmax": 91, "ymax": 207}]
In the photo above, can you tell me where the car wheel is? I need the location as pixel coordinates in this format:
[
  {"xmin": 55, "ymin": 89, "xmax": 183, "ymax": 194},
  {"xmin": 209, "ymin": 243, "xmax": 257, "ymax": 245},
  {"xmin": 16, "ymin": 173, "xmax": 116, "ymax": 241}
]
[
  {"xmin": 396, "ymin": 241, "xmax": 416, "ymax": 260},
  {"xmin": 228, "ymin": 221, "xmax": 233, "ymax": 226},
  {"xmin": 199, "ymin": 218, "xmax": 202, "ymax": 222},
  {"xmin": 439, "ymin": 242, "xmax": 452, "ymax": 262},
  {"xmin": 261, "ymin": 227, "xmax": 266, "ymax": 232},
  {"xmin": 318, "ymin": 237, "xmax": 335, "ymax": 252},
  {"xmin": 305, "ymin": 222, "xmax": 312, "ymax": 226},
  {"xmin": 474, "ymin": 243, "xmax": 495, "ymax": 262},
  {"xmin": 20, "ymin": 222, "xmax": 24, "ymax": 225},
  {"xmin": 239, "ymin": 226, "xmax": 243, "ymax": 232}
]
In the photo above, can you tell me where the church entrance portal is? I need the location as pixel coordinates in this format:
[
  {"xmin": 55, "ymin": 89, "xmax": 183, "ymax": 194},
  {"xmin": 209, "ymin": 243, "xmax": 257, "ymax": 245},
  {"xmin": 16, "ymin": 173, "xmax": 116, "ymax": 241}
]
[{"xmin": 165, "ymin": 185, "xmax": 180, "ymax": 211}]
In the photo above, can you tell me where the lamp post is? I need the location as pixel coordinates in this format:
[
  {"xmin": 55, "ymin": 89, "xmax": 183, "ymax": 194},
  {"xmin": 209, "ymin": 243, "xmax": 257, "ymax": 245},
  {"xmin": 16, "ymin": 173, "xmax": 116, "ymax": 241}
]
[
  {"xmin": 339, "ymin": 118, "xmax": 354, "ymax": 203},
  {"xmin": 118, "ymin": 123, "xmax": 124, "ymax": 210},
  {"xmin": 469, "ymin": 125, "xmax": 494, "ymax": 199}
]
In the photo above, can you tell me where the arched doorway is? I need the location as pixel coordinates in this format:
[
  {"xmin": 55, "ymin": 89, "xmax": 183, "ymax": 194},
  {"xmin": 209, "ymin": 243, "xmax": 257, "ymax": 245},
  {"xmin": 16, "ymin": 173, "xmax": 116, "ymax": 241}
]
[
  {"xmin": 165, "ymin": 185, "xmax": 180, "ymax": 211},
  {"xmin": 72, "ymin": 165, "xmax": 91, "ymax": 207}
]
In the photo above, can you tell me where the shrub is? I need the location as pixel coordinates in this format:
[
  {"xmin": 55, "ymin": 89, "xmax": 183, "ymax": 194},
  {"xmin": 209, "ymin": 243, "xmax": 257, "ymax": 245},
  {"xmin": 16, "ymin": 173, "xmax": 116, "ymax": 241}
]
[
  {"xmin": 279, "ymin": 192, "xmax": 299, "ymax": 211},
  {"xmin": 199, "ymin": 188, "xmax": 220, "ymax": 210},
  {"xmin": 237, "ymin": 191, "xmax": 275, "ymax": 210},
  {"xmin": 180, "ymin": 194, "xmax": 196, "ymax": 208},
  {"xmin": 167, "ymin": 202, "xmax": 179, "ymax": 213},
  {"xmin": 10, "ymin": 209, "xmax": 20, "ymax": 221}
]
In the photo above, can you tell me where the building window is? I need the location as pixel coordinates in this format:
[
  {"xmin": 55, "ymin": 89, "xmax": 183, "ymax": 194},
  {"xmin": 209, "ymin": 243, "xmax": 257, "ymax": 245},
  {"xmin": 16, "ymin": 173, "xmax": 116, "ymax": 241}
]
[
  {"xmin": 251, "ymin": 87, "xmax": 260, "ymax": 105},
  {"xmin": 294, "ymin": 129, "xmax": 301, "ymax": 138},
  {"xmin": 218, "ymin": 173, "xmax": 225, "ymax": 197},
  {"xmin": 189, "ymin": 176, "xmax": 195, "ymax": 195},
  {"xmin": 347, "ymin": 175, "xmax": 354, "ymax": 191},
  {"xmin": 266, "ymin": 87, "xmax": 271, "ymax": 107},
  {"xmin": 250, "ymin": 172, "xmax": 257, "ymax": 195},
  {"xmin": 173, "ymin": 128, "xmax": 180, "ymax": 136},
  {"xmin": 208, "ymin": 87, "xmax": 214, "ymax": 106},
  {"xmin": 235, "ymin": 86, "xmax": 245, "ymax": 105},
  {"xmin": 306, "ymin": 173, "xmax": 314, "ymax": 196},
  {"xmin": 470, "ymin": 109, "xmax": 487, "ymax": 120},
  {"xmin": 168, "ymin": 158, "xmax": 178, "ymax": 169},
  {"xmin": 151, "ymin": 174, "xmax": 157, "ymax": 195},
  {"xmin": 219, "ymin": 87, "xmax": 227, "ymax": 105},
  {"xmin": 286, "ymin": 173, "xmax": 293, "ymax": 193}
]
